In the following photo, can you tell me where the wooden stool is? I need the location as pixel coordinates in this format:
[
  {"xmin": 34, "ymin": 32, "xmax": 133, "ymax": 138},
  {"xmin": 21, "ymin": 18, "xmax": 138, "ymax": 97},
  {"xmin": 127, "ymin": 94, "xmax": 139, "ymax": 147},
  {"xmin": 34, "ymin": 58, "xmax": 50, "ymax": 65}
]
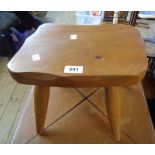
[{"xmin": 7, "ymin": 24, "xmax": 148, "ymax": 141}]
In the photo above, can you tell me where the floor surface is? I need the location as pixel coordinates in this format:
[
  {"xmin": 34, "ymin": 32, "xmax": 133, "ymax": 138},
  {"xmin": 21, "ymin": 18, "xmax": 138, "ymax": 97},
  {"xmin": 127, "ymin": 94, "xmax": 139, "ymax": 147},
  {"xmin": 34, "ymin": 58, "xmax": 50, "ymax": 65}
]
[{"xmin": 12, "ymin": 85, "xmax": 155, "ymax": 144}]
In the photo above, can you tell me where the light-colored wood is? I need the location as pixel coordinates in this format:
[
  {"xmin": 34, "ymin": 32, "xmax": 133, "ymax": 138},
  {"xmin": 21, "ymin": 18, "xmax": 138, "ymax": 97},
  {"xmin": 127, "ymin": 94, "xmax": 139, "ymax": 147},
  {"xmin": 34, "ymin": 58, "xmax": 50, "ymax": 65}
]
[
  {"xmin": 5, "ymin": 86, "xmax": 32, "ymax": 143},
  {"xmin": 7, "ymin": 24, "xmax": 148, "ymax": 141},
  {"xmin": 89, "ymin": 84, "xmax": 155, "ymax": 143},
  {"xmin": 0, "ymin": 12, "xmax": 154, "ymax": 144},
  {"xmin": 34, "ymin": 86, "xmax": 50, "ymax": 135},
  {"xmin": 105, "ymin": 86, "xmax": 121, "ymax": 141},
  {"xmin": 8, "ymin": 24, "xmax": 147, "ymax": 87},
  {"xmin": 0, "ymin": 83, "xmax": 27, "ymax": 143},
  {"xmin": 76, "ymin": 87, "xmax": 99, "ymax": 97},
  {"xmin": 0, "ymin": 77, "xmax": 17, "ymax": 120},
  {"xmin": 0, "ymin": 57, "xmax": 31, "ymax": 144},
  {"xmin": 12, "ymin": 87, "xmax": 85, "ymax": 143},
  {"xmin": 12, "ymin": 85, "xmax": 155, "ymax": 144},
  {"xmin": 0, "ymin": 57, "xmax": 7, "ymax": 72},
  {"xmin": 29, "ymin": 100, "xmax": 132, "ymax": 144},
  {"xmin": 0, "ymin": 58, "xmax": 9, "ymax": 91}
]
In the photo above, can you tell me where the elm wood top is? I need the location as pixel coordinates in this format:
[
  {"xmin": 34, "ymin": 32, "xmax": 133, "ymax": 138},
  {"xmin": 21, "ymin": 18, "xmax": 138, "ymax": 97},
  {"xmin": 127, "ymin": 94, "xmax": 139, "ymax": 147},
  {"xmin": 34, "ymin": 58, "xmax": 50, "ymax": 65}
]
[{"xmin": 7, "ymin": 24, "xmax": 147, "ymax": 87}]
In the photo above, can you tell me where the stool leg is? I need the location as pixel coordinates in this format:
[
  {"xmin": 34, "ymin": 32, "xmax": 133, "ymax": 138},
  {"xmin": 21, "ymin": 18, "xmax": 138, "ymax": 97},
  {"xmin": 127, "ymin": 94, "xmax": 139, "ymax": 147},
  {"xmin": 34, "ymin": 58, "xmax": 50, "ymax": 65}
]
[
  {"xmin": 105, "ymin": 86, "xmax": 121, "ymax": 141},
  {"xmin": 34, "ymin": 85, "xmax": 50, "ymax": 135}
]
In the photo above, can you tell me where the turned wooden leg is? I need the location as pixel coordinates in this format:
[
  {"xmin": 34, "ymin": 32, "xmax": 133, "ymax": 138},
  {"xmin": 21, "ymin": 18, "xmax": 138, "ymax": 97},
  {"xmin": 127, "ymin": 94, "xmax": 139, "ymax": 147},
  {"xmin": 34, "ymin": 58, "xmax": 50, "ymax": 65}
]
[
  {"xmin": 34, "ymin": 85, "xmax": 50, "ymax": 135},
  {"xmin": 105, "ymin": 86, "xmax": 121, "ymax": 141}
]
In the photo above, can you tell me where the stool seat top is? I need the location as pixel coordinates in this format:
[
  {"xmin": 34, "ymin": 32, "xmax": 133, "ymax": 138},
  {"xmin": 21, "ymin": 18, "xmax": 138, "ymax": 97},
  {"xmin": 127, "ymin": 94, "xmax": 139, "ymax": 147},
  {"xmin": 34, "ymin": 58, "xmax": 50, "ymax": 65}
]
[{"xmin": 8, "ymin": 24, "xmax": 148, "ymax": 87}]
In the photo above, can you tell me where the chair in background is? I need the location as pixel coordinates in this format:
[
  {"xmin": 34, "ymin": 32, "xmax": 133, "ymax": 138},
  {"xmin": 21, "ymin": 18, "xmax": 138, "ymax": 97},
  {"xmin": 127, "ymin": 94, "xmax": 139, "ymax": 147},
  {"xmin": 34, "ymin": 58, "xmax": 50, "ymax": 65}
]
[{"xmin": 144, "ymin": 38, "xmax": 155, "ymax": 77}]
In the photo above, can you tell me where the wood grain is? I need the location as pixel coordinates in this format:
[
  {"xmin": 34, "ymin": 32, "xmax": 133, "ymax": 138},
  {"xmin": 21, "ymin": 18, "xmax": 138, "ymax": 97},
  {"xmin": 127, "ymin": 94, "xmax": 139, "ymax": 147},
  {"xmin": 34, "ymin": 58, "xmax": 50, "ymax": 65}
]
[
  {"xmin": 7, "ymin": 24, "xmax": 148, "ymax": 141},
  {"xmin": 105, "ymin": 86, "xmax": 121, "ymax": 141},
  {"xmin": 34, "ymin": 86, "xmax": 50, "ymax": 135},
  {"xmin": 11, "ymin": 87, "xmax": 85, "ymax": 143},
  {"xmin": 5, "ymin": 86, "xmax": 32, "ymax": 143},
  {"xmin": 0, "ymin": 57, "xmax": 30, "ymax": 144},
  {"xmin": 7, "ymin": 24, "xmax": 147, "ymax": 87},
  {"xmin": 0, "ymin": 83, "xmax": 27, "ymax": 143},
  {"xmin": 88, "ymin": 84, "xmax": 155, "ymax": 143},
  {"xmin": 12, "ymin": 85, "xmax": 155, "ymax": 144}
]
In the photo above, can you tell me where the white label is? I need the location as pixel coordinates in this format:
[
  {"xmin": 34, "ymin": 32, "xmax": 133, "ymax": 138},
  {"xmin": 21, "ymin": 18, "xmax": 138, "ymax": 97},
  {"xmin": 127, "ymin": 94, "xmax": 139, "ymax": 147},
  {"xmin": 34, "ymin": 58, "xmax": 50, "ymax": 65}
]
[
  {"xmin": 64, "ymin": 66, "xmax": 83, "ymax": 73},
  {"xmin": 70, "ymin": 34, "xmax": 77, "ymax": 40},
  {"xmin": 32, "ymin": 54, "xmax": 40, "ymax": 61}
]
